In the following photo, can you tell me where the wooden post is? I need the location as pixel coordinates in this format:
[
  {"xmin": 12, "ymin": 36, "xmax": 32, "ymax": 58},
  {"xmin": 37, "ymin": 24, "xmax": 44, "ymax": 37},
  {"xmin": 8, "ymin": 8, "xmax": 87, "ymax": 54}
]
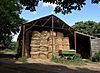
[
  {"xmin": 52, "ymin": 15, "xmax": 54, "ymax": 57},
  {"xmin": 74, "ymin": 31, "xmax": 77, "ymax": 50},
  {"xmin": 22, "ymin": 25, "xmax": 25, "ymax": 57}
]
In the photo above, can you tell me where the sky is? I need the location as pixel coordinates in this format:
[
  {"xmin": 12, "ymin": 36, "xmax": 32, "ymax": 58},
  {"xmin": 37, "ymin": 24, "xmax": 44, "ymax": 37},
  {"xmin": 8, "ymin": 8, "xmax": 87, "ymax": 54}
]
[{"xmin": 13, "ymin": 0, "xmax": 100, "ymax": 41}]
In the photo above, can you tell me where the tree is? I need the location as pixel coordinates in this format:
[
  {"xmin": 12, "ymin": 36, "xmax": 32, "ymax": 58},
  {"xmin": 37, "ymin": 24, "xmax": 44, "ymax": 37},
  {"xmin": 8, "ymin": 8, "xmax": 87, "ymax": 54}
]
[
  {"xmin": 0, "ymin": 0, "xmax": 25, "ymax": 49},
  {"xmin": 19, "ymin": 0, "xmax": 100, "ymax": 15},
  {"xmin": 72, "ymin": 21, "xmax": 100, "ymax": 37}
]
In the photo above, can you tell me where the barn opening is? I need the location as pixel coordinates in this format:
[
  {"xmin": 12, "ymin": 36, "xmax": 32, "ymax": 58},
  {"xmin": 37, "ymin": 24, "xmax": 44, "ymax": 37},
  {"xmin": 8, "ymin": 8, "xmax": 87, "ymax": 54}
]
[{"xmin": 76, "ymin": 32, "xmax": 91, "ymax": 59}]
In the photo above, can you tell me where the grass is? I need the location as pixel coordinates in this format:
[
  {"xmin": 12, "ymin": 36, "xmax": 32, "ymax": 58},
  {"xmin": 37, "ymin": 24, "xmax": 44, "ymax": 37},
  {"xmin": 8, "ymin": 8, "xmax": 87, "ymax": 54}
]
[
  {"xmin": 0, "ymin": 49, "xmax": 17, "ymax": 54},
  {"xmin": 52, "ymin": 55, "xmax": 93, "ymax": 66},
  {"xmin": 17, "ymin": 57, "xmax": 27, "ymax": 62}
]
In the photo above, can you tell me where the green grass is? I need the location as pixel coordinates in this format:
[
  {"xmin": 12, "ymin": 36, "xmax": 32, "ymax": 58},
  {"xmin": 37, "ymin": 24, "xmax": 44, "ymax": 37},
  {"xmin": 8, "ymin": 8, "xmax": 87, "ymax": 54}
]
[
  {"xmin": 51, "ymin": 55, "xmax": 93, "ymax": 65},
  {"xmin": 17, "ymin": 57, "xmax": 27, "ymax": 62},
  {"xmin": 0, "ymin": 49, "xmax": 17, "ymax": 54}
]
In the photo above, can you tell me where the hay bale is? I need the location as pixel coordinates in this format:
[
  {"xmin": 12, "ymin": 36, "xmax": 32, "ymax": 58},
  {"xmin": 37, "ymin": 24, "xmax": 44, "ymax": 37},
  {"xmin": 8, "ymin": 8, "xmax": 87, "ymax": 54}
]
[
  {"xmin": 63, "ymin": 37, "xmax": 69, "ymax": 44},
  {"xmin": 48, "ymin": 45, "xmax": 56, "ymax": 52},
  {"xmin": 57, "ymin": 32, "xmax": 64, "ymax": 38},
  {"xmin": 40, "ymin": 39, "xmax": 48, "ymax": 46},
  {"xmin": 30, "ymin": 39, "xmax": 40, "ymax": 45},
  {"xmin": 53, "ymin": 51, "xmax": 59, "ymax": 56},
  {"xmin": 55, "ymin": 44, "xmax": 63, "ymax": 51},
  {"xmin": 41, "ymin": 31, "xmax": 49, "ymax": 39},
  {"xmin": 48, "ymin": 46, "xmax": 53, "ymax": 52},
  {"xmin": 40, "ymin": 46, "xmax": 48, "ymax": 52},
  {"xmin": 56, "ymin": 37, "xmax": 63, "ymax": 44},
  {"xmin": 32, "ymin": 31, "xmax": 41, "ymax": 38},
  {"xmin": 31, "ymin": 52, "xmax": 39, "ymax": 59},
  {"xmin": 48, "ymin": 37, "xmax": 56, "ymax": 45},
  {"xmin": 63, "ymin": 44, "xmax": 70, "ymax": 50},
  {"xmin": 31, "ymin": 48, "xmax": 39, "ymax": 52},
  {"xmin": 39, "ymin": 52, "xmax": 48, "ymax": 59},
  {"xmin": 47, "ymin": 52, "xmax": 52, "ymax": 59},
  {"xmin": 50, "ymin": 31, "xmax": 56, "ymax": 37}
]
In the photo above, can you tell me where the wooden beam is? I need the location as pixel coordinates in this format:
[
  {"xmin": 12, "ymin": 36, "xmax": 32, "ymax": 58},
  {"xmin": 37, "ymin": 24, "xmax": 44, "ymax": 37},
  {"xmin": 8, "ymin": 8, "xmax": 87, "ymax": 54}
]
[
  {"xmin": 25, "ymin": 21, "xmax": 38, "ymax": 32},
  {"xmin": 52, "ymin": 15, "xmax": 54, "ymax": 57},
  {"xmin": 42, "ymin": 17, "xmax": 51, "ymax": 26},
  {"xmin": 62, "ymin": 23, "xmax": 65, "ymax": 29},
  {"xmin": 22, "ymin": 25, "xmax": 25, "ymax": 57},
  {"xmin": 74, "ymin": 31, "xmax": 77, "ymax": 50}
]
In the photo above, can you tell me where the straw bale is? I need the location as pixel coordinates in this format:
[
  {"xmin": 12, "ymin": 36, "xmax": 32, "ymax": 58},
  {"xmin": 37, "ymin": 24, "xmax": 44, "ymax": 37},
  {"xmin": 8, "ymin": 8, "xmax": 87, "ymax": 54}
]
[
  {"xmin": 32, "ymin": 31, "xmax": 41, "ymax": 38},
  {"xmin": 41, "ymin": 31, "xmax": 49, "ymax": 39},
  {"xmin": 63, "ymin": 37, "xmax": 69, "ymax": 44},
  {"xmin": 50, "ymin": 31, "xmax": 56, "ymax": 37},
  {"xmin": 39, "ymin": 53, "xmax": 48, "ymax": 59},
  {"xmin": 57, "ymin": 32, "xmax": 64, "ymax": 38},
  {"xmin": 31, "ymin": 54, "xmax": 39, "ymax": 59},
  {"xmin": 55, "ymin": 44, "xmax": 63, "ymax": 51},
  {"xmin": 56, "ymin": 37, "xmax": 63, "ymax": 44},
  {"xmin": 53, "ymin": 51, "xmax": 59, "ymax": 56},
  {"xmin": 47, "ymin": 52, "xmax": 52, "ymax": 59},
  {"xmin": 31, "ymin": 48, "xmax": 39, "ymax": 52},
  {"xmin": 40, "ymin": 39, "xmax": 48, "ymax": 46},
  {"xmin": 63, "ymin": 45, "xmax": 70, "ymax": 50},
  {"xmin": 30, "ymin": 39, "xmax": 40, "ymax": 45},
  {"xmin": 40, "ymin": 46, "xmax": 48, "ymax": 52},
  {"xmin": 48, "ymin": 37, "xmax": 56, "ymax": 45},
  {"xmin": 31, "ymin": 52, "xmax": 39, "ymax": 59},
  {"xmin": 48, "ymin": 46, "xmax": 52, "ymax": 52}
]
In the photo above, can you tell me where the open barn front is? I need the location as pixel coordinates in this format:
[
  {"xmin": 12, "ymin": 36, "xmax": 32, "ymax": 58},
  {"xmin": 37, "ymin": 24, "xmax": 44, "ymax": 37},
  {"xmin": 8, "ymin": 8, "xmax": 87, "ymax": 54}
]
[
  {"xmin": 17, "ymin": 15, "xmax": 76, "ymax": 59},
  {"xmin": 76, "ymin": 32, "xmax": 91, "ymax": 59}
]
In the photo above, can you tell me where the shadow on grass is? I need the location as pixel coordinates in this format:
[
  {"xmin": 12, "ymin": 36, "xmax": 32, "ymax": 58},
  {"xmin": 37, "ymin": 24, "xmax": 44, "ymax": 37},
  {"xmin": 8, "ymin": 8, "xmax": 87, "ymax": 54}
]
[{"xmin": 0, "ymin": 54, "xmax": 100, "ymax": 73}]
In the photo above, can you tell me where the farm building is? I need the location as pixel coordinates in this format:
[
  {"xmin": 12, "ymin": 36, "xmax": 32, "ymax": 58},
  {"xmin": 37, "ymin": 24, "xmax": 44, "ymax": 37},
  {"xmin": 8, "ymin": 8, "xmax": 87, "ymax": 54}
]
[{"xmin": 17, "ymin": 15, "xmax": 100, "ymax": 59}]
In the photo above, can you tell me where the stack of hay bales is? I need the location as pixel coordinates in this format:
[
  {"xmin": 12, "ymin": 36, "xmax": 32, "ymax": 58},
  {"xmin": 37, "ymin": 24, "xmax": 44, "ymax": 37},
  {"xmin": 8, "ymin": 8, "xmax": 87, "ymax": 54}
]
[
  {"xmin": 30, "ymin": 31, "xmax": 70, "ymax": 59},
  {"xmin": 48, "ymin": 31, "xmax": 56, "ymax": 58},
  {"xmin": 39, "ymin": 31, "xmax": 49, "ymax": 59},
  {"xmin": 30, "ymin": 31, "xmax": 40, "ymax": 59},
  {"xmin": 63, "ymin": 37, "xmax": 70, "ymax": 50}
]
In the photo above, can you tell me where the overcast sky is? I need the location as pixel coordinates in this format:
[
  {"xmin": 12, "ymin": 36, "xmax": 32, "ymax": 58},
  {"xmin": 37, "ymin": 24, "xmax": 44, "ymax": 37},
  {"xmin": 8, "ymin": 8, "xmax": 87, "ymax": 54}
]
[{"xmin": 13, "ymin": 0, "xmax": 100, "ymax": 41}]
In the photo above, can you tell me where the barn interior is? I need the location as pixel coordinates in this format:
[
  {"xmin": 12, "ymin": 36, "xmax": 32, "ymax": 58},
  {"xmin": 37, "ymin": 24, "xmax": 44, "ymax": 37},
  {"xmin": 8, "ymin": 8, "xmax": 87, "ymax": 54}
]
[{"xmin": 76, "ymin": 32, "xmax": 91, "ymax": 59}]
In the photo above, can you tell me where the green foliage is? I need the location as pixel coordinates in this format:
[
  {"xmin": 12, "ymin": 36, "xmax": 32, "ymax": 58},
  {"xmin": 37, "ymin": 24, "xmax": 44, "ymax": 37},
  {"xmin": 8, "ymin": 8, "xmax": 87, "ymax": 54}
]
[
  {"xmin": 73, "ymin": 53, "xmax": 82, "ymax": 61},
  {"xmin": 72, "ymin": 21, "xmax": 100, "ymax": 37},
  {"xmin": 19, "ymin": 0, "xmax": 86, "ymax": 14},
  {"xmin": 92, "ymin": 51, "xmax": 100, "ymax": 62},
  {"xmin": 0, "ymin": 0, "xmax": 25, "ymax": 48},
  {"xmin": 52, "ymin": 54, "xmax": 85, "ymax": 65},
  {"xmin": 17, "ymin": 57, "xmax": 27, "ymax": 62}
]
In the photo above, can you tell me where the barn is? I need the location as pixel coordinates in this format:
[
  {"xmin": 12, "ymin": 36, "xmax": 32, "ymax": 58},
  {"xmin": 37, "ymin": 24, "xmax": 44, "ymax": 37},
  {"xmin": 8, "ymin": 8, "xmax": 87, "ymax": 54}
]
[{"xmin": 17, "ymin": 14, "xmax": 100, "ymax": 59}]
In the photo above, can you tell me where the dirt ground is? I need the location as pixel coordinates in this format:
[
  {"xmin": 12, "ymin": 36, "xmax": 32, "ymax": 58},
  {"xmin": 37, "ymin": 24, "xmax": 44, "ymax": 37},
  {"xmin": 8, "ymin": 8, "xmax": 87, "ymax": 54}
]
[{"xmin": 0, "ymin": 58, "xmax": 100, "ymax": 73}]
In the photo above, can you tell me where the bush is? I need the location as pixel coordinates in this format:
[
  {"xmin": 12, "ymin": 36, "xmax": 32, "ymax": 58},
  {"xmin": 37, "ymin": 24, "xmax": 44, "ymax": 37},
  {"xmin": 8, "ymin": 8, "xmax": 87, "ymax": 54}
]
[{"xmin": 92, "ymin": 51, "xmax": 100, "ymax": 62}]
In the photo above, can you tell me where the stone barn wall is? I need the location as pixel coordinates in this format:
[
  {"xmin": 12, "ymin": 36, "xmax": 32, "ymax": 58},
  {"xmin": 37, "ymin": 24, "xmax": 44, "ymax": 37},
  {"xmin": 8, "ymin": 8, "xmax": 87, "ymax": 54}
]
[{"xmin": 91, "ymin": 38, "xmax": 100, "ymax": 57}]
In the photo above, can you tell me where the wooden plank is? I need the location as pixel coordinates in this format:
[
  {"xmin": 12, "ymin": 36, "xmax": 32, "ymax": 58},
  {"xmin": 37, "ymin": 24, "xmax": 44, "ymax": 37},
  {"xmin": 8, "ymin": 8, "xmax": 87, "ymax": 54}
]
[
  {"xmin": 22, "ymin": 25, "xmax": 25, "ymax": 57},
  {"xmin": 74, "ymin": 31, "xmax": 76, "ymax": 50}
]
